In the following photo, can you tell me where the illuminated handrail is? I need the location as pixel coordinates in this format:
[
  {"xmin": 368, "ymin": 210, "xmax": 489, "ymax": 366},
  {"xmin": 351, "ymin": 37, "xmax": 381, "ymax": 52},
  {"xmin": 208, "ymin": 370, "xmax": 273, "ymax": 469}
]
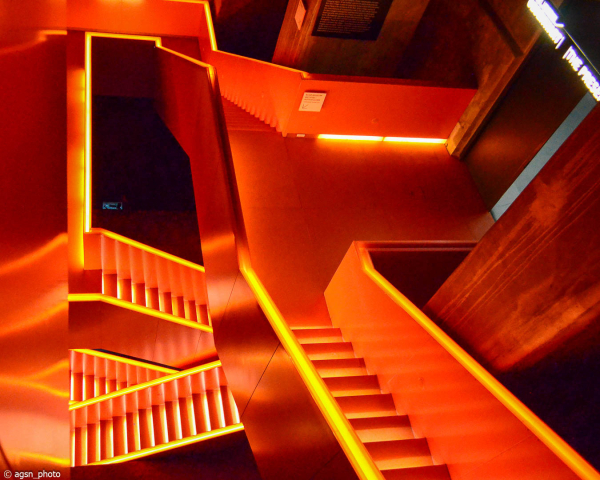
[
  {"xmin": 87, "ymin": 424, "xmax": 245, "ymax": 465},
  {"xmin": 69, "ymin": 360, "xmax": 222, "ymax": 411},
  {"xmin": 239, "ymin": 265, "xmax": 384, "ymax": 480},
  {"xmin": 148, "ymin": 40, "xmax": 385, "ymax": 479},
  {"xmin": 68, "ymin": 293, "xmax": 212, "ymax": 332},
  {"xmin": 171, "ymin": 47, "xmax": 385, "ymax": 480},
  {"xmin": 87, "ymin": 228, "xmax": 205, "ymax": 273},
  {"xmin": 71, "ymin": 349, "xmax": 179, "ymax": 374},
  {"xmin": 357, "ymin": 243, "xmax": 600, "ymax": 480}
]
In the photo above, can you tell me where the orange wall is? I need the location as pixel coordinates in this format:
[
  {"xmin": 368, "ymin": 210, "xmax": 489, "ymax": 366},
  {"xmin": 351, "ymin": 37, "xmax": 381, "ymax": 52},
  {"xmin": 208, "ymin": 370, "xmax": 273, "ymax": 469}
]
[
  {"xmin": 0, "ymin": 34, "xmax": 69, "ymax": 473},
  {"xmin": 228, "ymin": 128, "xmax": 493, "ymax": 326}
]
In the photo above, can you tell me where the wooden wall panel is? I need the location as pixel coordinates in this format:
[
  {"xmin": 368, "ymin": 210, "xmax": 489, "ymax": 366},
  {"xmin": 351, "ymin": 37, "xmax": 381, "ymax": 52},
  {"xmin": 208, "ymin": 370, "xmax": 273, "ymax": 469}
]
[{"xmin": 425, "ymin": 103, "xmax": 600, "ymax": 371}]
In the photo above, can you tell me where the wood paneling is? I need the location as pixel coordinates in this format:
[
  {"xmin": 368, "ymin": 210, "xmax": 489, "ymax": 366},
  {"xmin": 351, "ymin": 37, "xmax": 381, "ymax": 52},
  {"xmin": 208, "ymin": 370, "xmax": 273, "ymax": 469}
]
[
  {"xmin": 273, "ymin": 0, "xmax": 431, "ymax": 77},
  {"xmin": 425, "ymin": 103, "xmax": 600, "ymax": 371},
  {"xmin": 462, "ymin": 40, "xmax": 587, "ymax": 208}
]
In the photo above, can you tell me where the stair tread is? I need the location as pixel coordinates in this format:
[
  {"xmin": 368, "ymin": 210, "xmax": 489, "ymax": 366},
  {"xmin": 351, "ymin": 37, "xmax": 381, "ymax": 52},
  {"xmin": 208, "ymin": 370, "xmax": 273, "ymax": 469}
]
[
  {"xmin": 337, "ymin": 393, "xmax": 399, "ymax": 418},
  {"xmin": 365, "ymin": 438, "xmax": 433, "ymax": 470},
  {"xmin": 312, "ymin": 358, "xmax": 368, "ymax": 378},
  {"xmin": 349, "ymin": 416, "xmax": 414, "ymax": 442},
  {"xmin": 293, "ymin": 327, "xmax": 344, "ymax": 344},
  {"xmin": 324, "ymin": 375, "xmax": 381, "ymax": 397},
  {"xmin": 302, "ymin": 342, "xmax": 355, "ymax": 360},
  {"xmin": 381, "ymin": 465, "xmax": 450, "ymax": 480}
]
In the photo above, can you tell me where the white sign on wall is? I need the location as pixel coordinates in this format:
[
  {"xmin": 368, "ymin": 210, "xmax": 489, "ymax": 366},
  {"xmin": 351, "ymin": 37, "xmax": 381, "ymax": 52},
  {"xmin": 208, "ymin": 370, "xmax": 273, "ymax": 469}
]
[
  {"xmin": 527, "ymin": 0, "xmax": 600, "ymax": 101},
  {"xmin": 299, "ymin": 92, "xmax": 327, "ymax": 112}
]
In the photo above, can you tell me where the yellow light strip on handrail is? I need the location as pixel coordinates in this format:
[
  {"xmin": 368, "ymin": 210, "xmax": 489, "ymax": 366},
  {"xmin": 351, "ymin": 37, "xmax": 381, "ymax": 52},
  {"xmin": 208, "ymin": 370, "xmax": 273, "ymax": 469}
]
[
  {"xmin": 318, "ymin": 134, "xmax": 447, "ymax": 144},
  {"xmin": 358, "ymin": 247, "xmax": 600, "ymax": 480},
  {"xmin": 87, "ymin": 424, "xmax": 243, "ymax": 465},
  {"xmin": 69, "ymin": 361, "xmax": 222, "ymax": 411},
  {"xmin": 68, "ymin": 293, "xmax": 213, "ymax": 332},
  {"xmin": 71, "ymin": 349, "xmax": 178, "ymax": 374},
  {"xmin": 158, "ymin": 41, "xmax": 380, "ymax": 479},
  {"xmin": 84, "ymin": 33, "xmax": 162, "ymax": 234},
  {"xmin": 88, "ymin": 228, "xmax": 205, "ymax": 272},
  {"xmin": 240, "ymin": 265, "xmax": 384, "ymax": 480}
]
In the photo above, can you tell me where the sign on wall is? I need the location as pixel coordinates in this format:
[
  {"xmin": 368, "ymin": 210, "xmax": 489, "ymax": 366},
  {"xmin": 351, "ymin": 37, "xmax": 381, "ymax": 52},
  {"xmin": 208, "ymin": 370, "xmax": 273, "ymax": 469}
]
[
  {"xmin": 312, "ymin": 0, "xmax": 394, "ymax": 40},
  {"xmin": 527, "ymin": 0, "xmax": 599, "ymax": 101},
  {"xmin": 299, "ymin": 92, "xmax": 327, "ymax": 112}
]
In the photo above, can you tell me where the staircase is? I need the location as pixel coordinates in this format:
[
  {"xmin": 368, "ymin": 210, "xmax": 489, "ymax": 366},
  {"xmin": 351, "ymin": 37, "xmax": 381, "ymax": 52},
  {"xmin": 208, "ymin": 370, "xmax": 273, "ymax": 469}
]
[
  {"xmin": 221, "ymin": 97, "xmax": 277, "ymax": 133},
  {"xmin": 70, "ymin": 350, "xmax": 241, "ymax": 466},
  {"xmin": 84, "ymin": 229, "xmax": 210, "ymax": 326},
  {"xmin": 293, "ymin": 326, "xmax": 451, "ymax": 480}
]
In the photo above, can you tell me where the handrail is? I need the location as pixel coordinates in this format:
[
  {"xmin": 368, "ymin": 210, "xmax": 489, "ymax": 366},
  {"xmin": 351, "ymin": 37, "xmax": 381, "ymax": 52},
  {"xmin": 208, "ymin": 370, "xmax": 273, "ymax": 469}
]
[
  {"xmin": 87, "ymin": 228, "xmax": 205, "ymax": 273},
  {"xmin": 68, "ymin": 293, "xmax": 213, "ymax": 332},
  {"xmin": 153, "ymin": 42, "xmax": 384, "ymax": 480},
  {"xmin": 87, "ymin": 424, "xmax": 245, "ymax": 465},
  {"xmin": 71, "ymin": 349, "xmax": 179, "ymax": 374},
  {"xmin": 190, "ymin": 46, "xmax": 386, "ymax": 480},
  {"xmin": 69, "ymin": 360, "xmax": 222, "ymax": 410},
  {"xmin": 239, "ymin": 264, "xmax": 384, "ymax": 480},
  {"xmin": 357, "ymin": 242, "xmax": 600, "ymax": 480}
]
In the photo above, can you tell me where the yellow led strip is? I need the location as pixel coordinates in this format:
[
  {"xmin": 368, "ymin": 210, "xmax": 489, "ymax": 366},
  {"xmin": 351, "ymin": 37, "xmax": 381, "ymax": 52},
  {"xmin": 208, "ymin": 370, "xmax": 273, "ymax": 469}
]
[
  {"xmin": 88, "ymin": 228, "xmax": 205, "ymax": 272},
  {"xmin": 71, "ymin": 349, "xmax": 178, "ymax": 374},
  {"xmin": 240, "ymin": 265, "xmax": 384, "ymax": 480},
  {"xmin": 383, "ymin": 136, "xmax": 446, "ymax": 144},
  {"xmin": 87, "ymin": 424, "xmax": 243, "ymax": 465},
  {"xmin": 68, "ymin": 293, "xmax": 213, "ymax": 332},
  {"xmin": 358, "ymin": 246, "xmax": 600, "ymax": 480},
  {"xmin": 69, "ymin": 361, "xmax": 221, "ymax": 411},
  {"xmin": 318, "ymin": 134, "xmax": 446, "ymax": 143},
  {"xmin": 318, "ymin": 134, "xmax": 383, "ymax": 141}
]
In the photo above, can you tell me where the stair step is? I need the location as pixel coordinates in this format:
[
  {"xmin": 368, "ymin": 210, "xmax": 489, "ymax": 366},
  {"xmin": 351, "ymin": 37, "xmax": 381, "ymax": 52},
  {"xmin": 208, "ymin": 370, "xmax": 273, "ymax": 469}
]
[
  {"xmin": 337, "ymin": 393, "xmax": 398, "ymax": 419},
  {"xmin": 349, "ymin": 416, "xmax": 414, "ymax": 442},
  {"xmin": 312, "ymin": 358, "xmax": 368, "ymax": 378},
  {"xmin": 365, "ymin": 438, "xmax": 433, "ymax": 470},
  {"xmin": 381, "ymin": 465, "xmax": 451, "ymax": 480},
  {"xmin": 324, "ymin": 375, "xmax": 381, "ymax": 397},
  {"xmin": 293, "ymin": 327, "xmax": 344, "ymax": 344},
  {"xmin": 302, "ymin": 342, "xmax": 355, "ymax": 360}
]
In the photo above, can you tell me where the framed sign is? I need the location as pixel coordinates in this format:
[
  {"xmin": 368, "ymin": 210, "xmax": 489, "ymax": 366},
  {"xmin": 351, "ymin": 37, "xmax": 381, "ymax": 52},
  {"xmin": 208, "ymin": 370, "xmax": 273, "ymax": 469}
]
[{"xmin": 312, "ymin": 0, "xmax": 394, "ymax": 40}]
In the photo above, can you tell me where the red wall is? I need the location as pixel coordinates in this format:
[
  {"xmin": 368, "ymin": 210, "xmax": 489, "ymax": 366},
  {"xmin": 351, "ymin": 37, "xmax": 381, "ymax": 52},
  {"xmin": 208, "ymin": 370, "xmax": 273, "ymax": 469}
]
[
  {"xmin": 228, "ymin": 127, "xmax": 493, "ymax": 326},
  {"xmin": 0, "ymin": 34, "xmax": 69, "ymax": 473}
]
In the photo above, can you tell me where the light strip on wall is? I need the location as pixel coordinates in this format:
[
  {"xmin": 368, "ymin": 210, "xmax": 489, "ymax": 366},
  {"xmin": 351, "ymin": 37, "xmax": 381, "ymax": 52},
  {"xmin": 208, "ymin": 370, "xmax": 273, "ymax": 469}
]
[
  {"xmin": 358, "ymin": 247, "xmax": 600, "ymax": 480},
  {"xmin": 71, "ymin": 349, "xmax": 178, "ymax": 374},
  {"xmin": 384, "ymin": 137, "xmax": 446, "ymax": 144},
  {"xmin": 84, "ymin": 33, "xmax": 162, "ymax": 234},
  {"xmin": 318, "ymin": 134, "xmax": 384, "ymax": 141},
  {"xmin": 69, "ymin": 361, "xmax": 222, "ymax": 411},
  {"xmin": 68, "ymin": 293, "xmax": 213, "ymax": 332},
  {"xmin": 87, "ymin": 424, "xmax": 243, "ymax": 465},
  {"xmin": 318, "ymin": 134, "xmax": 446, "ymax": 143},
  {"xmin": 239, "ymin": 264, "xmax": 384, "ymax": 480},
  {"xmin": 88, "ymin": 228, "xmax": 205, "ymax": 272}
]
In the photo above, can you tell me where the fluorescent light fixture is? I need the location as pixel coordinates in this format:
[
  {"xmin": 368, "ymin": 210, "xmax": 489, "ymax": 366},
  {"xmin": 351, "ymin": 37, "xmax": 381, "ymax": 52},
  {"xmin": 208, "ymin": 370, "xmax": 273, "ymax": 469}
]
[
  {"xmin": 384, "ymin": 137, "xmax": 446, "ymax": 144},
  {"xmin": 318, "ymin": 134, "xmax": 383, "ymax": 141}
]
